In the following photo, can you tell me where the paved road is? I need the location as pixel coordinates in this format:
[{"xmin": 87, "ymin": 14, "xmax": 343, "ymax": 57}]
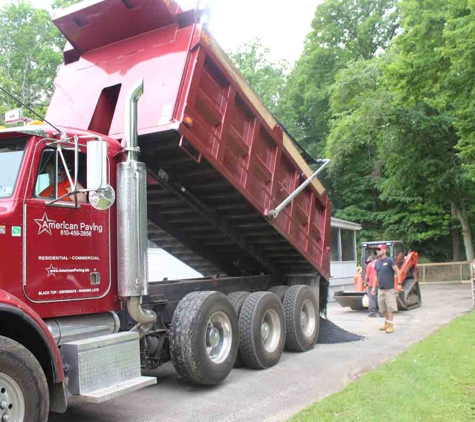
[{"xmin": 50, "ymin": 283, "xmax": 473, "ymax": 422}]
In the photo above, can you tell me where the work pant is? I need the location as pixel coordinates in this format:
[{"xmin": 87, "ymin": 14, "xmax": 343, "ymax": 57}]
[{"xmin": 367, "ymin": 287, "xmax": 378, "ymax": 314}]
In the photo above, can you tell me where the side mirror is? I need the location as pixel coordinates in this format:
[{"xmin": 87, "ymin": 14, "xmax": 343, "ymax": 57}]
[
  {"xmin": 87, "ymin": 140, "xmax": 115, "ymax": 210},
  {"xmin": 89, "ymin": 186, "xmax": 116, "ymax": 211}
]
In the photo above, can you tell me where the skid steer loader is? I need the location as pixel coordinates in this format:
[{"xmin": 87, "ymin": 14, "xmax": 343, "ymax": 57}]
[{"xmin": 334, "ymin": 241, "xmax": 422, "ymax": 311}]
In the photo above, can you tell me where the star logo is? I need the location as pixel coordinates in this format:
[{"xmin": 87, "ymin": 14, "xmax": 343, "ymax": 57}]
[
  {"xmin": 45, "ymin": 264, "xmax": 57, "ymax": 277},
  {"xmin": 34, "ymin": 213, "xmax": 56, "ymax": 236}
]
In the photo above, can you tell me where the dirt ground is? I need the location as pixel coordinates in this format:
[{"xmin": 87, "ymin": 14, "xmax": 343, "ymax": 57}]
[{"xmin": 50, "ymin": 283, "xmax": 473, "ymax": 422}]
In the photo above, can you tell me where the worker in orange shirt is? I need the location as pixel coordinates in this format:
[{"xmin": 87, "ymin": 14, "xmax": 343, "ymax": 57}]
[
  {"xmin": 363, "ymin": 254, "xmax": 382, "ymax": 318},
  {"xmin": 40, "ymin": 162, "xmax": 87, "ymax": 203}
]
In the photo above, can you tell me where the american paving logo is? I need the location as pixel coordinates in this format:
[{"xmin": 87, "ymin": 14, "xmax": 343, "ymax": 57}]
[
  {"xmin": 33, "ymin": 212, "xmax": 103, "ymax": 236},
  {"xmin": 34, "ymin": 213, "xmax": 56, "ymax": 235},
  {"xmin": 45, "ymin": 264, "xmax": 57, "ymax": 277}
]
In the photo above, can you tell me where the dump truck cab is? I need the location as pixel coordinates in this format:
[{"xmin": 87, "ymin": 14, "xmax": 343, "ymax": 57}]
[{"xmin": 0, "ymin": 125, "xmax": 121, "ymax": 317}]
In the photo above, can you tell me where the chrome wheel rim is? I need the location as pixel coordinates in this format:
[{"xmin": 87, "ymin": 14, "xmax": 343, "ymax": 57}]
[
  {"xmin": 261, "ymin": 309, "xmax": 281, "ymax": 353},
  {"xmin": 301, "ymin": 299, "xmax": 316, "ymax": 338},
  {"xmin": 206, "ymin": 311, "xmax": 233, "ymax": 364},
  {"xmin": 0, "ymin": 372, "xmax": 25, "ymax": 422}
]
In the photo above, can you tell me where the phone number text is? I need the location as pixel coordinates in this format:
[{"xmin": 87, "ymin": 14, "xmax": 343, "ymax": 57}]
[{"xmin": 60, "ymin": 230, "xmax": 92, "ymax": 237}]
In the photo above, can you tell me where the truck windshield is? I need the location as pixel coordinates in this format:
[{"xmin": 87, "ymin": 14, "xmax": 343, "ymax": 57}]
[{"xmin": 0, "ymin": 137, "xmax": 27, "ymax": 198}]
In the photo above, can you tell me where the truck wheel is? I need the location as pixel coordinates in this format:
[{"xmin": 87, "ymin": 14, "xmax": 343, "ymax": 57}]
[
  {"xmin": 239, "ymin": 292, "xmax": 285, "ymax": 369},
  {"xmin": 269, "ymin": 285, "xmax": 289, "ymax": 302},
  {"xmin": 170, "ymin": 291, "xmax": 239, "ymax": 385},
  {"xmin": 283, "ymin": 285, "xmax": 319, "ymax": 352},
  {"xmin": 0, "ymin": 336, "xmax": 49, "ymax": 422},
  {"xmin": 227, "ymin": 292, "xmax": 250, "ymax": 367}
]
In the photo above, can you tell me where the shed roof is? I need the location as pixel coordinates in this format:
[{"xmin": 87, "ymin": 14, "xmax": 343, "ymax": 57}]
[{"xmin": 331, "ymin": 217, "xmax": 362, "ymax": 231}]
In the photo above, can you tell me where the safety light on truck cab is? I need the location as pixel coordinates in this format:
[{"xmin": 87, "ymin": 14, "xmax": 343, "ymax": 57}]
[{"xmin": 4, "ymin": 108, "xmax": 24, "ymax": 125}]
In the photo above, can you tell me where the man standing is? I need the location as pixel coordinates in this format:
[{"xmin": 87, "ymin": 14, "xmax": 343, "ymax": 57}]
[
  {"xmin": 372, "ymin": 245, "xmax": 402, "ymax": 333},
  {"xmin": 363, "ymin": 255, "xmax": 381, "ymax": 317}
]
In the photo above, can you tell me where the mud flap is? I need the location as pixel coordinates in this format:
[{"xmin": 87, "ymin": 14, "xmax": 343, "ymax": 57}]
[
  {"xmin": 320, "ymin": 281, "xmax": 328, "ymax": 317},
  {"xmin": 50, "ymin": 382, "xmax": 68, "ymax": 414}
]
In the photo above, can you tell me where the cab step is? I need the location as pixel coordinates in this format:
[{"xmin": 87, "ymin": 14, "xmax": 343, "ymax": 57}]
[{"xmin": 75, "ymin": 376, "xmax": 156, "ymax": 404}]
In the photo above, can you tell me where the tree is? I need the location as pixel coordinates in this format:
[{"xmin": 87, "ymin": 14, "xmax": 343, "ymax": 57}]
[
  {"xmin": 376, "ymin": 103, "xmax": 458, "ymax": 258},
  {"xmin": 326, "ymin": 0, "xmax": 474, "ymax": 261},
  {"xmin": 0, "ymin": 1, "xmax": 65, "ymax": 123},
  {"xmin": 326, "ymin": 58, "xmax": 389, "ymax": 238},
  {"xmin": 52, "ymin": 0, "xmax": 81, "ymax": 8},
  {"xmin": 228, "ymin": 38, "xmax": 289, "ymax": 115},
  {"xmin": 278, "ymin": 0, "xmax": 400, "ymax": 156},
  {"xmin": 385, "ymin": 0, "xmax": 474, "ymax": 260},
  {"xmin": 440, "ymin": 1, "xmax": 475, "ymax": 181},
  {"xmin": 327, "ymin": 57, "xmax": 461, "ymax": 259}
]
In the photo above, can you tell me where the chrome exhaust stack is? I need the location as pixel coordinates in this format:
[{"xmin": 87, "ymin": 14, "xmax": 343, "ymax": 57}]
[{"xmin": 117, "ymin": 79, "xmax": 156, "ymax": 329}]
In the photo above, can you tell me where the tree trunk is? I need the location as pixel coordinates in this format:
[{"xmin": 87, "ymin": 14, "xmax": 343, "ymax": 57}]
[
  {"xmin": 454, "ymin": 203, "xmax": 474, "ymax": 261},
  {"xmin": 21, "ymin": 59, "xmax": 29, "ymax": 104},
  {"xmin": 451, "ymin": 203, "xmax": 462, "ymax": 262}
]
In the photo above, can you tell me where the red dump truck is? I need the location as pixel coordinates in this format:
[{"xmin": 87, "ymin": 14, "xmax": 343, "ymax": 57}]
[{"xmin": 0, "ymin": 0, "xmax": 331, "ymax": 420}]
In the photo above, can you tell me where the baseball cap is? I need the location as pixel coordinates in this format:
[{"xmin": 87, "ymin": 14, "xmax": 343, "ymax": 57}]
[{"xmin": 374, "ymin": 244, "xmax": 387, "ymax": 251}]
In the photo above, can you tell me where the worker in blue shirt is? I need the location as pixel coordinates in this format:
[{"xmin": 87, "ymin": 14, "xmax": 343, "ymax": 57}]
[{"xmin": 372, "ymin": 244, "xmax": 402, "ymax": 333}]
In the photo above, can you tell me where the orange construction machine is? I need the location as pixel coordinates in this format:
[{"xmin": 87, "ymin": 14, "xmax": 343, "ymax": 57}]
[{"xmin": 334, "ymin": 241, "xmax": 422, "ymax": 311}]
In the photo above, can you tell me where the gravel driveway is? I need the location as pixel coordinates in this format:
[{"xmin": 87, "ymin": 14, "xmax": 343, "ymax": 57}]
[{"xmin": 50, "ymin": 283, "xmax": 473, "ymax": 422}]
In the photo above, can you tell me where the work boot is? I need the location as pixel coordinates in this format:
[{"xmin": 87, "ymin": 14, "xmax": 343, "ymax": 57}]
[
  {"xmin": 385, "ymin": 323, "xmax": 394, "ymax": 334},
  {"xmin": 379, "ymin": 322, "xmax": 389, "ymax": 331}
]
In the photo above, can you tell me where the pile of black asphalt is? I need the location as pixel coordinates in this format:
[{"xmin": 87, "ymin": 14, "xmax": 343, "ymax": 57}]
[{"xmin": 317, "ymin": 317, "xmax": 365, "ymax": 344}]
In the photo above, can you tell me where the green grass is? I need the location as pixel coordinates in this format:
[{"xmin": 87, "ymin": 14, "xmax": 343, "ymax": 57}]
[{"xmin": 289, "ymin": 311, "xmax": 475, "ymax": 422}]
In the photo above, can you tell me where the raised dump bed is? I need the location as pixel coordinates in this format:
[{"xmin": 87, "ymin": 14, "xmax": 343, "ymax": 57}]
[{"xmin": 47, "ymin": 0, "xmax": 331, "ymax": 282}]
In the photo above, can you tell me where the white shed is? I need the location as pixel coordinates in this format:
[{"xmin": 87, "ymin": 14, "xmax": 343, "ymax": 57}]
[{"xmin": 329, "ymin": 217, "xmax": 362, "ymax": 296}]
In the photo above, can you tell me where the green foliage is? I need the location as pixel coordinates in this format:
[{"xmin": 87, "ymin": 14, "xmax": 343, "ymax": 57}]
[
  {"xmin": 0, "ymin": 1, "xmax": 64, "ymax": 123},
  {"xmin": 51, "ymin": 0, "xmax": 81, "ymax": 9},
  {"xmin": 323, "ymin": 0, "xmax": 474, "ymax": 260},
  {"xmin": 326, "ymin": 58, "xmax": 392, "ymax": 243},
  {"xmin": 0, "ymin": 0, "xmax": 85, "ymax": 126},
  {"xmin": 441, "ymin": 1, "xmax": 475, "ymax": 180},
  {"xmin": 277, "ymin": 0, "xmax": 400, "ymax": 156},
  {"xmin": 228, "ymin": 39, "xmax": 289, "ymax": 114},
  {"xmin": 311, "ymin": 0, "xmax": 400, "ymax": 60},
  {"xmin": 380, "ymin": 0, "xmax": 474, "ymax": 259}
]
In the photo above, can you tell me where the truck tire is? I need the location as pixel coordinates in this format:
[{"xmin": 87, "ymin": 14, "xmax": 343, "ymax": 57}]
[
  {"xmin": 170, "ymin": 291, "xmax": 239, "ymax": 385},
  {"xmin": 239, "ymin": 292, "xmax": 285, "ymax": 369},
  {"xmin": 283, "ymin": 285, "xmax": 319, "ymax": 352},
  {"xmin": 227, "ymin": 291, "xmax": 250, "ymax": 367},
  {"xmin": 0, "ymin": 335, "xmax": 49, "ymax": 422},
  {"xmin": 269, "ymin": 285, "xmax": 289, "ymax": 302}
]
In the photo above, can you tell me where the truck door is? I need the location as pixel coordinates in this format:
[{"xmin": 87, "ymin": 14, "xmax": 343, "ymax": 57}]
[{"xmin": 23, "ymin": 141, "xmax": 111, "ymax": 303}]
